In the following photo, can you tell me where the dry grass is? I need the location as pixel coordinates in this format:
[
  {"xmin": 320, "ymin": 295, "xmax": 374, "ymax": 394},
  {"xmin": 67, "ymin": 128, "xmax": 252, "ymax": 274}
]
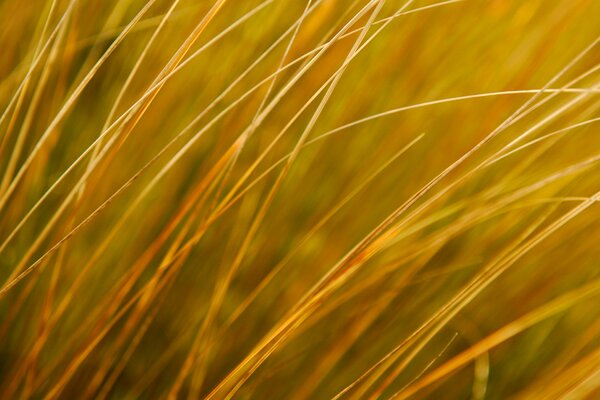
[{"xmin": 1, "ymin": 0, "xmax": 599, "ymax": 398}]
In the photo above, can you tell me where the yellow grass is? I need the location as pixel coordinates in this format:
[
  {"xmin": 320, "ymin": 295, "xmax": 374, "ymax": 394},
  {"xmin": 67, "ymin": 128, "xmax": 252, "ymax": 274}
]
[{"xmin": 0, "ymin": 0, "xmax": 599, "ymax": 398}]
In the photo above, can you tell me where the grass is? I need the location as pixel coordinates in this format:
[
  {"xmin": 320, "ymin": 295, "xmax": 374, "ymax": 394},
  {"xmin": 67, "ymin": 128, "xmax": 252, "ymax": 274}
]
[{"xmin": 0, "ymin": 0, "xmax": 599, "ymax": 398}]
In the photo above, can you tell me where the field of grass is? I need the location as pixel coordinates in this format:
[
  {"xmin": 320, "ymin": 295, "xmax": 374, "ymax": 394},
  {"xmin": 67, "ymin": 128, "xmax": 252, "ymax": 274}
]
[{"xmin": 1, "ymin": 0, "xmax": 599, "ymax": 398}]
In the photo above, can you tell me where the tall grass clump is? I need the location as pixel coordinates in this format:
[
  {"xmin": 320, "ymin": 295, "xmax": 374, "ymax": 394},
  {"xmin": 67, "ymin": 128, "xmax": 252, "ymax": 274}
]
[{"xmin": 1, "ymin": 0, "xmax": 599, "ymax": 398}]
